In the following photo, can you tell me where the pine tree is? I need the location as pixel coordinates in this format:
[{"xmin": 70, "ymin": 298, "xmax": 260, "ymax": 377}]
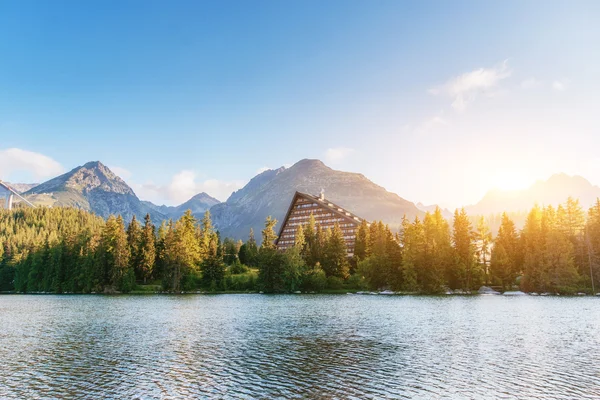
[
  {"xmin": 126, "ymin": 215, "xmax": 142, "ymax": 280},
  {"xmin": 521, "ymin": 205, "xmax": 544, "ymax": 292},
  {"xmin": 294, "ymin": 224, "xmax": 306, "ymax": 250},
  {"xmin": 163, "ymin": 211, "xmax": 201, "ymax": 291},
  {"xmin": 323, "ymin": 222, "xmax": 349, "ymax": 279},
  {"xmin": 102, "ymin": 215, "xmax": 133, "ymax": 292},
  {"xmin": 586, "ymin": 199, "xmax": 600, "ymax": 291},
  {"xmin": 451, "ymin": 208, "xmax": 480, "ymax": 291},
  {"xmin": 201, "ymin": 237, "xmax": 225, "ymax": 290},
  {"xmin": 475, "ymin": 216, "xmax": 492, "ymax": 285},
  {"xmin": 303, "ymin": 213, "xmax": 317, "ymax": 264},
  {"xmin": 260, "ymin": 216, "xmax": 278, "ymax": 251},
  {"xmin": 354, "ymin": 219, "xmax": 370, "ymax": 261},
  {"xmin": 421, "ymin": 208, "xmax": 452, "ymax": 293},
  {"xmin": 199, "ymin": 210, "xmax": 216, "ymax": 260},
  {"xmin": 490, "ymin": 212, "xmax": 520, "ymax": 289},
  {"xmin": 139, "ymin": 214, "xmax": 156, "ymax": 284},
  {"xmin": 400, "ymin": 215, "xmax": 420, "ymax": 292}
]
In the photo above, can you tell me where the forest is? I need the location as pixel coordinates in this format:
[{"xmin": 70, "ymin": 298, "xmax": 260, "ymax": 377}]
[{"xmin": 0, "ymin": 196, "xmax": 599, "ymax": 294}]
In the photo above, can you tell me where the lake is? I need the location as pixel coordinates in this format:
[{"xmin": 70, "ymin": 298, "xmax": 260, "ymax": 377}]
[{"xmin": 1, "ymin": 295, "xmax": 599, "ymax": 399}]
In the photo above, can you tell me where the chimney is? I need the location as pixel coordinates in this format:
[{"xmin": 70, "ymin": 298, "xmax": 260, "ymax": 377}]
[{"xmin": 319, "ymin": 188, "xmax": 325, "ymax": 201}]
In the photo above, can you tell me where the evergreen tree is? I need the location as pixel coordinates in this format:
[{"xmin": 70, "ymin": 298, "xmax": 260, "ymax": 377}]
[
  {"xmin": 282, "ymin": 246, "xmax": 305, "ymax": 292},
  {"xmin": 521, "ymin": 205, "xmax": 544, "ymax": 292},
  {"xmin": 420, "ymin": 208, "xmax": 452, "ymax": 293},
  {"xmin": 199, "ymin": 210, "xmax": 216, "ymax": 260},
  {"xmin": 260, "ymin": 216, "xmax": 278, "ymax": 251},
  {"xmin": 138, "ymin": 214, "xmax": 156, "ymax": 284},
  {"xmin": 163, "ymin": 211, "xmax": 201, "ymax": 291},
  {"xmin": 303, "ymin": 213, "xmax": 317, "ymax": 264},
  {"xmin": 201, "ymin": 236, "xmax": 225, "ymax": 290},
  {"xmin": 126, "ymin": 215, "xmax": 142, "ymax": 280},
  {"xmin": 586, "ymin": 199, "xmax": 600, "ymax": 291},
  {"xmin": 475, "ymin": 216, "xmax": 492, "ymax": 285},
  {"xmin": 560, "ymin": 197, "xmax": 586, "ymax": 276},
  {"xmin": 322, "ymin": 222, "xmax": 349, "ymax": 279},
  {"xmin": 400, "ymin": 215, "xmax": 420, "ymax": 292},
  {"xmin": 490, "ymin": 213, "xmax": 520, "ymax": 289},
  {"xmin": 354, "ymin": 219, "xmax": 370, "ymax": 261},
  {"xmin": 257, "ymin": 216, "xmax": 283, "ymax": 292},
  {"xmin": 102, "ymin": 215, "xmax": 133, "ymax": 292},
  {"xmin": 294, "ymin": 224, "xmax": 306, "ymax": 250},
  {"xmin": 452, "ymin": 208, "xmax": 477, "ymax": 291},
  {"xmin": 246, "ymin": 228, "xmax": 259, "ymax": 267}
]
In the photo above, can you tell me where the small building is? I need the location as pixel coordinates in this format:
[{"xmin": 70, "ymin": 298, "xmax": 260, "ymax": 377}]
[{"xmin": 275, "ymin": 191, "xmax": 367, "ymax": 256}]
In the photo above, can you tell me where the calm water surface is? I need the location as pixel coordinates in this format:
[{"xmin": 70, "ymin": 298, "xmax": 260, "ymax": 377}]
[{"xmin": 1, "ymin": 295, "xmax": 599, "ymax": 399}]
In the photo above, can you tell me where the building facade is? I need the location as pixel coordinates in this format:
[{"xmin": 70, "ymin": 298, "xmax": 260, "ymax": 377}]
[{"xmin": 275, "ymin": 191, "xmax": 367, "ymax": 256}]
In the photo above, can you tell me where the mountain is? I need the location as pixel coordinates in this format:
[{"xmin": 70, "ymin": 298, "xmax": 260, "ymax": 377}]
[
  {"xmin": 416, "ymin": 202, "xmax": 454, "ymax": 220},
  {"xmin": 210, "ymin": 159, "xmax": 421, "ymax": 241},
  {"xmin": 4, "ymin": 183, "xmax": 38, "ymax": 194},
  {"xmin": 24, "ymin": 161, "xmax": 165, "ymax": 221},
  {"xmin": 142, "ymin": 192, "xmax": 220, "ymax": 220},
  {"xmin": 467, "ymin": 173, "xmax": 600, "ymax": 215}
]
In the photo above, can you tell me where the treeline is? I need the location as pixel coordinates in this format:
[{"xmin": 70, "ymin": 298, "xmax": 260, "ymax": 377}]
[
  {"xmin": 394, "ymin": 198, "xmax": 600, "ymax": 294},
  {"xmin": 1, "ymin": 197, "xmax": 599, "ymax": 294}
]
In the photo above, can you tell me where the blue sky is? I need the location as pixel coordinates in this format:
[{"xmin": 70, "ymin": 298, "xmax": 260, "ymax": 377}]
[{"xmin": 1, "ymin": 0, "xmax": 599, "ymax": 207}]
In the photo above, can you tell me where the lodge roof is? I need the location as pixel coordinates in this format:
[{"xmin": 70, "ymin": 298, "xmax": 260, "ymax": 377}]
[{"xmin": 275, "ymin": 191, "xmax": 366, "ymax": 242}]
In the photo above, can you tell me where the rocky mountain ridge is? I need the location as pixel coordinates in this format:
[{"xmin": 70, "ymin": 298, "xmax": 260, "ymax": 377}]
[
  {"xmin": 24, "ymin": 161, "xmax": 164, "ymax": 222},
  {"xmin": 210, "ymin": 159, "xmax": 422, "ymax": 241}
]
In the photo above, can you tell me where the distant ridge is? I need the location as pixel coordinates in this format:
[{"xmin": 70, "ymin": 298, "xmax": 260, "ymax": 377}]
[
  {"xmin": 416, "ymin": 202, "xmax": 454, "ymax": 219},
  {"xmin": 4, "ymin": 182, "xmax": 38, "ymax": 194},
  {"xmin": 143, "ymin": 192, "xmax": 220, "ymax": 220},
  {"xmin": 466, "ymin": 173, "xmax": 600, "ymax": 215}
]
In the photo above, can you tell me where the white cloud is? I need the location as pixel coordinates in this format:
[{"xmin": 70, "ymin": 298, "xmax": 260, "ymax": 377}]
[
  {"xmin": 521, "ymin": 78, "xmax": 542, "ymax": 89},
  {"xmin": 552, "ymin": 80, "xmax": 568, "ymax": 91},
  {"xmin": 429, "ymin": 60, "xmax": 512, "ymax": 111},
  {"xmin": 422, "ymin": 115, "xmax": 449, "ymax": 131},
  {"xmin": 0, "ymin": 148, "xmax": 64, "ymax": 181},
  {"xmin": 411, "ymin": 114, "xmax": 451, "ymax": 137},
  {"xmin": 109, "ymin": 166, "xmax": 132, "ymax": 180},
  {"xmin": 133, "ymin": 170, "xmax": 245, "ymax": 205},
  {"xmin": 324, "ymin": 147, "xmax": 355, "ymax": 164}
]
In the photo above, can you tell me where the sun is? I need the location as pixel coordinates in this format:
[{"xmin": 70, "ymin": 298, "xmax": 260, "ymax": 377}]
[{"xmin": 488, "ymin": 169, "xmax": 534, "ymax": 192}]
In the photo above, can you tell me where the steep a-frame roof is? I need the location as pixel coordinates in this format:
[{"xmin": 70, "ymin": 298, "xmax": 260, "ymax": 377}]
[{"xmin": 275, "ymin": 191, "xmax": 367, "ymax": 243}]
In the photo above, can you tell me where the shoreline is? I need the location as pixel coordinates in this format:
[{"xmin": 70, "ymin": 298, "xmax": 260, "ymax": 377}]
[{"xmin": 2, "ymin": 290, "xmax": 598, "ymax": 296}]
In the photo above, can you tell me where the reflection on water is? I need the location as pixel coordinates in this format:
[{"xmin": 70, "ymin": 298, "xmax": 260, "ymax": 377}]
[{"xmin": 1, "ymin": 295, "xmax": 599, "ymax": 399}]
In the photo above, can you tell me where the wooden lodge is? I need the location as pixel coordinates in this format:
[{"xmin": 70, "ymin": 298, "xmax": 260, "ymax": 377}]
[{"xmin": 275, "ymin": 191, "xmax": 367, "ymax": 256}]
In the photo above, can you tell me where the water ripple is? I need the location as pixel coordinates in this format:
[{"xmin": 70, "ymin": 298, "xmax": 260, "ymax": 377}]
[{"xmin": 1, "ymin": 295, "xmax": 599, "ymax": 399}]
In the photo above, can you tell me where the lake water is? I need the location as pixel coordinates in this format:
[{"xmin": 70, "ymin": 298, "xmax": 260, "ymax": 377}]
[{"xmin": 1, "ymin": 295, "xmax": 599, "ymax": 399}]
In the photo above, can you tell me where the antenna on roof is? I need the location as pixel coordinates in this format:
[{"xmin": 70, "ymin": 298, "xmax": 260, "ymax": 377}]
[{"xmin": 319, "ymin": 188, "xmax": 325, "ymax": 200}]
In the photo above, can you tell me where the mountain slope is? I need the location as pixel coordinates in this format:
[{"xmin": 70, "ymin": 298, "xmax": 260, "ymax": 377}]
[
  {"xmin": 467, "ymin": 173, "xmax": 600, "ymax": 215},
  {"xmin": 24, "ymin": 161, "xmax": 164, "ymax": 221},
  {"xmin": 210, "ymin": 159, "xmax": 421, "ymax": 241}
]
